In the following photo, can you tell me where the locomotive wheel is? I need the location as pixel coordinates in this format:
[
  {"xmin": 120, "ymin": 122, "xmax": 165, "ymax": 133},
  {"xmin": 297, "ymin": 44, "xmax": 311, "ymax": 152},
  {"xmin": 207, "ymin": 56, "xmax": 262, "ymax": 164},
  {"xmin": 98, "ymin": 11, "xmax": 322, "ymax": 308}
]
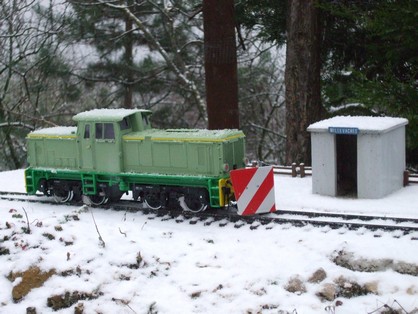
[
  {"xmin": 53, "ymin": 190, "xmax": 74, "ymax": 203},
  {"xmin": 89, "ymin": 194, "xmax": 109, "ymax": 206},
  {"xmin": 82, "ymin": 189, "xmax": 109, "ymax": 206},
  {"xmin": 144, "ymin": 193, "xmax": 162, "ymax": 210},
  {"xmin": 179, "ymin": 190, "xmax": 208, "ymax": 213}
]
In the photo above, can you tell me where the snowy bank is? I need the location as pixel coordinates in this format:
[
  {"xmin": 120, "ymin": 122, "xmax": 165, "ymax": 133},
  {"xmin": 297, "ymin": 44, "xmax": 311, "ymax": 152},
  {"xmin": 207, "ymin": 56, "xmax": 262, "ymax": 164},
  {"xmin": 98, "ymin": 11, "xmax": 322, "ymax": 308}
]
[{"xmin": 0, "ymin": 170, "xmax": 417, "ymax": 313}]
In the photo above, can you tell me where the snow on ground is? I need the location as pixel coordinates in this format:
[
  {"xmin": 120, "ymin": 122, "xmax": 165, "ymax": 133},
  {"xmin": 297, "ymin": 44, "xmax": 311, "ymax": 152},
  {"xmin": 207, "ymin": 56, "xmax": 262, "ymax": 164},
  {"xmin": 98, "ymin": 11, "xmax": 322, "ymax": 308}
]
[
  {"xmin": 274, "ymin": 175, "xmax": 418, "ymax": 218},
  {"xmin": 0, "ymin": 170, "xmax": 418, "ymax": 313}
]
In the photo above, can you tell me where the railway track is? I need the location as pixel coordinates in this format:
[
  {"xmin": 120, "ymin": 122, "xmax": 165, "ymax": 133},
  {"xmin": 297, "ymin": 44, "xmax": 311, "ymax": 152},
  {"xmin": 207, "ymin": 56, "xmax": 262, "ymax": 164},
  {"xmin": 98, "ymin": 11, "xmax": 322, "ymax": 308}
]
[{"xmin": 1, "ymin": 191, "xmax": 418, "ymax": 237}]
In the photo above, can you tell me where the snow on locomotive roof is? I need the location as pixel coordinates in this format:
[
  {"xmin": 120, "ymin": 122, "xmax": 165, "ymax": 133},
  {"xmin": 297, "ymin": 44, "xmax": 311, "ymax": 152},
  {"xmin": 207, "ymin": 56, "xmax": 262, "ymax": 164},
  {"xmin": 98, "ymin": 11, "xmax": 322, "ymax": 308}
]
[
  {"xmin": 27, "ymin": 126, "xmax": 77, "ymax": 138},
  {"xmin": 73, "ymin": 108, "xmax": 152, "ymax": 122},
  {"xmin": 307, "ymin": 116, "xmax": 408, "ymax": 134},
  {"xmin": 124, "ymin": 128, "xmax": 244, "ymax": 142}
]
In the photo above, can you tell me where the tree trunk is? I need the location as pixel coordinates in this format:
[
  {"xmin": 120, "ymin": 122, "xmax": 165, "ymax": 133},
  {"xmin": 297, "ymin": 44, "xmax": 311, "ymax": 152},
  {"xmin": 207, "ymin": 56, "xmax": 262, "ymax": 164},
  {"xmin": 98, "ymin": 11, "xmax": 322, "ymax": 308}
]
[
  {"xmin": 123, "ymin": 6, "xmax": 134, "ymax": 109},
  {"xmin": 203, "ymin": 0, "xmax": 240, "ymax": 129},
  {"xmin": 285, "ymin": 0, "xmax": 324, "ymax": 165}
]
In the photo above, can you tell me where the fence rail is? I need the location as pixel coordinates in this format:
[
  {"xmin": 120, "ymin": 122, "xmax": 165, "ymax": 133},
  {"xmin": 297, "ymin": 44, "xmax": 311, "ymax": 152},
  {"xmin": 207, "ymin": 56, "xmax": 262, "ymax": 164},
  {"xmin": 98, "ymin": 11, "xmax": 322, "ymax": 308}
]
[
  {"xmin": 272, "ymin": 163, "xmax": 311, "ymax": 178},
  {"xmin": 406, "ymin": 172, "xmax": 418, "ymax": 185}
]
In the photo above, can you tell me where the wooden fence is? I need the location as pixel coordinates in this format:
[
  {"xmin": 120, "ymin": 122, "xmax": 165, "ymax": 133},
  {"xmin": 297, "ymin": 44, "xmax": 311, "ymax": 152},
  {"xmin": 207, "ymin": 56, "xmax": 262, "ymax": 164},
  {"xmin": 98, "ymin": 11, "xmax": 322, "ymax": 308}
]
[
  {"xmin": 272, "ymin": 163, "xmax": 312, "ymax": 178},
  {"xmin": 404, "ymin": 171, "xmax": 418, "ymax": 185}
]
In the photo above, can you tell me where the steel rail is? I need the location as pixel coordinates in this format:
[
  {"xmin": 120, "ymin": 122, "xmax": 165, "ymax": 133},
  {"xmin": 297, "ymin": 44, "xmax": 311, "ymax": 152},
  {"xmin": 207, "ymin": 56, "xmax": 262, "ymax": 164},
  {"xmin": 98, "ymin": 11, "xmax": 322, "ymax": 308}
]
[
  {"xmin": 274, "ymin": 209, "xmax": 418, "ymax": 225},
  {"xmin": 1, "ymin": 191, "xmax": 418, "ymax": 236}
]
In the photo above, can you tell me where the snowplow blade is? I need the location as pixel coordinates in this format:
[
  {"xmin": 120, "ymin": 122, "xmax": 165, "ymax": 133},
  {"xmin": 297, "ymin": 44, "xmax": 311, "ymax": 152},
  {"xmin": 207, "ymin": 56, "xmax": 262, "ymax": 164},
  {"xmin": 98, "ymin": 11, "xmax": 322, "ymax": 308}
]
[{"xmin": 230, "ymin": 166, "xmax": 277, "ymax": 216}]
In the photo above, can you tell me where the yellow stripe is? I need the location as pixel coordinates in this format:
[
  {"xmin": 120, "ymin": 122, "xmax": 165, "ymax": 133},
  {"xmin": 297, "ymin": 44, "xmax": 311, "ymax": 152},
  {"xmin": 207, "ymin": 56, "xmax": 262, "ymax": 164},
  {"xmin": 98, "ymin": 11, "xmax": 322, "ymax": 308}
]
[
  {"xmin": 27, "ymin": 134, "xmax": 77, "ymax": 139},
  {"xmin": 123, "ymin": 134, "xmax": 244, "ymax": 143},
  {"xmin": 123, "ymin": 137, "xmax": 145, "ymax": 141},
  {"xmin": 218, "ymin": 178, "xmax": 234, "ymax": 207}
]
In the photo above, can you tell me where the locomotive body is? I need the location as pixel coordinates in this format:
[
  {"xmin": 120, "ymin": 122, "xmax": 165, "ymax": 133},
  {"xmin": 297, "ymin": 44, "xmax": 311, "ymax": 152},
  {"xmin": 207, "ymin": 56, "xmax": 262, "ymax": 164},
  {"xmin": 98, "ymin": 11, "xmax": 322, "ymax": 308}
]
[{"xmin": 25, "ymin": 109, "xmax": 246, "ymax": 211}]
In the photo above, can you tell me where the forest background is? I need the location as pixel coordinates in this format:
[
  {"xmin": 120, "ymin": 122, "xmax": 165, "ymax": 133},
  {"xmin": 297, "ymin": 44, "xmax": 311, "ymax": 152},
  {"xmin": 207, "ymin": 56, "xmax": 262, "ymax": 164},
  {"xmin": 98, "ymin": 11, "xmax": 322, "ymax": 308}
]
[{"xmin": 0, "ymin": 0, "xmax": 417, "ymax": 171}]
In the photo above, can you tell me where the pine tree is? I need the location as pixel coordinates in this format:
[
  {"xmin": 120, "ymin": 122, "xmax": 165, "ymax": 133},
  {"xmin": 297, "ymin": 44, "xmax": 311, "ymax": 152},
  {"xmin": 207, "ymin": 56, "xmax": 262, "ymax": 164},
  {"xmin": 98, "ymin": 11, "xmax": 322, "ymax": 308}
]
[{"xmin": 67, "ymin": 1, "xmax": 210, "ymax": 128}]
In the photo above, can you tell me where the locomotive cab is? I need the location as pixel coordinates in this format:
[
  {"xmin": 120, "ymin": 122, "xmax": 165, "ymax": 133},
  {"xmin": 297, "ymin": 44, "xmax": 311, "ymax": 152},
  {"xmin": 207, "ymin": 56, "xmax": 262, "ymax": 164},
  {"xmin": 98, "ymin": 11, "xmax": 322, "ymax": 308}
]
[{"xmin": 73, "ymin": 109, "xmax": 152, "ymax": 173}]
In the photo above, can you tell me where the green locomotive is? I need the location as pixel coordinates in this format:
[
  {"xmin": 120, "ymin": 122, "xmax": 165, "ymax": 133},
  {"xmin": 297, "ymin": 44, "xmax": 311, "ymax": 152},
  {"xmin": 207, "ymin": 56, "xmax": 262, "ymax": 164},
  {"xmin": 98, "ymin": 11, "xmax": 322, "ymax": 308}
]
[{"xmin": 25, "ymin": 109, "xmax": 246, "ymax": 211}]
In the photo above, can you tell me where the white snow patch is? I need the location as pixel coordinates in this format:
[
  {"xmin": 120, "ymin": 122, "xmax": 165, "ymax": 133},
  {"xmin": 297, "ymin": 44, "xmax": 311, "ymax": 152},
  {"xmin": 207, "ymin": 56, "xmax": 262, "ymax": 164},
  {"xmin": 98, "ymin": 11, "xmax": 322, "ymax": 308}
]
[{"xmin": 29, "ymin": 127, "xmax": 77, "ymax": 136}]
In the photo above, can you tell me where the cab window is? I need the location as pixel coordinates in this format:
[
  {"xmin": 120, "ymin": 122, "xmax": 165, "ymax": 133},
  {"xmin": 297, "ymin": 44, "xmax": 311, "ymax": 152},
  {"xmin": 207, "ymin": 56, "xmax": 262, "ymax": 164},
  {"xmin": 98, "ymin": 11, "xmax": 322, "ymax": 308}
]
[
  {"xmin": 95, "ymin": 123, "xmax": 102, "ymax": 139},
  {"xmin": 95, "ymin": 123, "xmax": 115, "ymax": 140},
  {"xmin": 142, "ymin": 115, "xmax": 149, "ymax": 127},
  {"xmin": 119, "ymin": 117, "xmax": 130, "ymax": 130},
  {"xmin": 104, "ymin": 123, "xmax": 115, "ymax": 139},
  {"xmin": 84, "ymin": 124, "xmax": 90, "ymax": 139}
]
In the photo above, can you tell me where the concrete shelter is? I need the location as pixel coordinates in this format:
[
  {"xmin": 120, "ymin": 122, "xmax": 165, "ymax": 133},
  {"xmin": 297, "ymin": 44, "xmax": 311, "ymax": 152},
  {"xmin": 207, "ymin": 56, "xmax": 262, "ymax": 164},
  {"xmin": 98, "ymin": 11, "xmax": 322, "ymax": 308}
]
[{"xmin": 307, "ymin": 116, "xmax": 408, "ymax": 199}]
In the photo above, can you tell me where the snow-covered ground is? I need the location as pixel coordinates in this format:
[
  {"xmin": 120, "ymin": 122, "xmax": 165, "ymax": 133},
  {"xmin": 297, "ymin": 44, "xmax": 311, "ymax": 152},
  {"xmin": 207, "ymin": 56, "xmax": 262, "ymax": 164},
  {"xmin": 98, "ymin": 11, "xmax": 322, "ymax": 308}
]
[{"xmin": 0, "ymin": 169, "xmax": 417, "ymax": 313}]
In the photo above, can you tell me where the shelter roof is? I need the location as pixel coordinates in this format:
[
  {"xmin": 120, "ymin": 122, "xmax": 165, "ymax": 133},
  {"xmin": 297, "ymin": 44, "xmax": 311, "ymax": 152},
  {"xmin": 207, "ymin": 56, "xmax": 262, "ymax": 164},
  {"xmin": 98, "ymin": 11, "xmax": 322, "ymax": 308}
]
[{"xmin": 308, "ymin": 116, "xmax": 408, "ymax": 134}]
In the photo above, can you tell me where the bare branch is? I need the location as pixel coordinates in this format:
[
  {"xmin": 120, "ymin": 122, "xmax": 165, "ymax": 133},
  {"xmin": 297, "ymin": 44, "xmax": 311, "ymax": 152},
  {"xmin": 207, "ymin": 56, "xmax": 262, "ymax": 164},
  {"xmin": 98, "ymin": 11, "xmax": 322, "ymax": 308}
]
[
  {"xmin": 6, "ymin": 109, "xmax": 58, "ymax": 127},
  {"xmin": 0, "ymin": 121, "xmax": 35, "ymax": 131},
  {"xmin": 90, "ymin": 208, "xmax": 106, "ymax": 248},
  {"xmin": 248, "ymin": 122, "xmax": 287, "ymax": 140},
  {"xmin": 98, "ymin": 0, "xmax": 207, "ymax": 120},
  {"xmin": 22, "ymin": 207, "xmax": 31, "ymax": 234}
]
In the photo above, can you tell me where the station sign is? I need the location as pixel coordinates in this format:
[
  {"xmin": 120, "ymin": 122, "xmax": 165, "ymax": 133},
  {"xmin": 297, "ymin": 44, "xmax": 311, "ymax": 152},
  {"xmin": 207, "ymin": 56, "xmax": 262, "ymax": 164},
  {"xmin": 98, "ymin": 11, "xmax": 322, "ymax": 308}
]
[{"xmin": 328, "ymin": 127, "xmax": 359, "ymax": 135}]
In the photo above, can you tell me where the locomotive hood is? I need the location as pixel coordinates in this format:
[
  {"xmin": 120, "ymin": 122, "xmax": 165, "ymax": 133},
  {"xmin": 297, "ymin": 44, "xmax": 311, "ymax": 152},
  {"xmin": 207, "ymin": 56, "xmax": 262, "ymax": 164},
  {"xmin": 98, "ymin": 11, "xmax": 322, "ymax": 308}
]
[{"xmin": 123, "ymin": 128, "xmax": 244, "ymax": 143}]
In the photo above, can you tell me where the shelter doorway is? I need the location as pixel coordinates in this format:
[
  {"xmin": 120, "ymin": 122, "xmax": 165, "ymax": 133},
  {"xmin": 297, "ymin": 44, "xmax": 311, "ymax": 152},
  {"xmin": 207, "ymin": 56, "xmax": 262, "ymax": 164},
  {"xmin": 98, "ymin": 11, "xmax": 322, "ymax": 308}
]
[{"xmin": 336, "ymin": 134, "xmax": 357, "ymax": 197}]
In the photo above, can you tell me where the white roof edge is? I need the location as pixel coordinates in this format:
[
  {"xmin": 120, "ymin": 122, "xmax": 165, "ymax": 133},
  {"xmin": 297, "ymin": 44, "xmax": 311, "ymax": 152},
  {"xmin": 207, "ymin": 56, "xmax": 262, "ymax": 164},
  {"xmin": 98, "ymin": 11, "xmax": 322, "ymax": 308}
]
[{"xmin": 307, "ymin": 116, "xmax": 408, "ymax": 134}]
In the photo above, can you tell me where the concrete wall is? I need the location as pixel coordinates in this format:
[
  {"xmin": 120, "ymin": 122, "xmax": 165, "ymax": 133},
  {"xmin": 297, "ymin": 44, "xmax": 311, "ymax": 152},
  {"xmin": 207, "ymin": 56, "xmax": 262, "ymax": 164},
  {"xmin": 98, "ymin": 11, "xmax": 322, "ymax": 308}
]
[
  {"xmin": 311, "ymin": 132, "xmax": 336, "ymax": 196},
  {"xmin": 357, "ymin": 133, "xmax": 383, "ymax": 198},
  {"xmin": 358, "ymin": 127, "xmax": 405, "ymax": 198}
]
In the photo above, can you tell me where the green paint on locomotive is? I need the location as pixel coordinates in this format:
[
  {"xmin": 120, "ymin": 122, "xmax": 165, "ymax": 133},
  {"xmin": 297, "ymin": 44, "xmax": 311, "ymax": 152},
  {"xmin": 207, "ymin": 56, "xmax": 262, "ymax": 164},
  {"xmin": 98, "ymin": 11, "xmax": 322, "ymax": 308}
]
[{"xmin": 25, "ymin": 109, "xmax": 245, "ymax": 208}]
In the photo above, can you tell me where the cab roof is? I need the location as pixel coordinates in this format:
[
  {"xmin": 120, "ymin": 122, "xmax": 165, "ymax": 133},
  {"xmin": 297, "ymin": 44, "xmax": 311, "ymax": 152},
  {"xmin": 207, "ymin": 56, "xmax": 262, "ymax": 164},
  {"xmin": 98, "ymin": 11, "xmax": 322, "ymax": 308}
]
[{"xmin": 73, "ymin": 108, "xmax": 152, "ymax": 122}]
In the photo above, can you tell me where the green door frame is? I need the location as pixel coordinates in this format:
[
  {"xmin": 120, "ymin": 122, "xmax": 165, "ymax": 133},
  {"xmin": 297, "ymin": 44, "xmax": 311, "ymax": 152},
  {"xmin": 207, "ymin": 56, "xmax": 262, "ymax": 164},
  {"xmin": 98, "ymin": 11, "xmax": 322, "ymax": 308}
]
[{"xmin": 79, "ymin": 123, "xmax": 94, "ymax": 170}]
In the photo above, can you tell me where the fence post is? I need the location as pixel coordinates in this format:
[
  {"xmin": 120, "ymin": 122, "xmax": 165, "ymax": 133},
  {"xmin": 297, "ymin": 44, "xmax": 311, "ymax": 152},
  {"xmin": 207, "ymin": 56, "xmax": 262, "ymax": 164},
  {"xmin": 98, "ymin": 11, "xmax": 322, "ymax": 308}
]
[
  {"xmin": 403, "ymin": 170, "xmax": 409, "ymax": 187},
  {"xmin": 300, "ymin": 163, "xmax": 305, "ymax": 178},
  {"xmin": 291, "ymin": 163, "xmax": 297, "ymax": 177}
]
